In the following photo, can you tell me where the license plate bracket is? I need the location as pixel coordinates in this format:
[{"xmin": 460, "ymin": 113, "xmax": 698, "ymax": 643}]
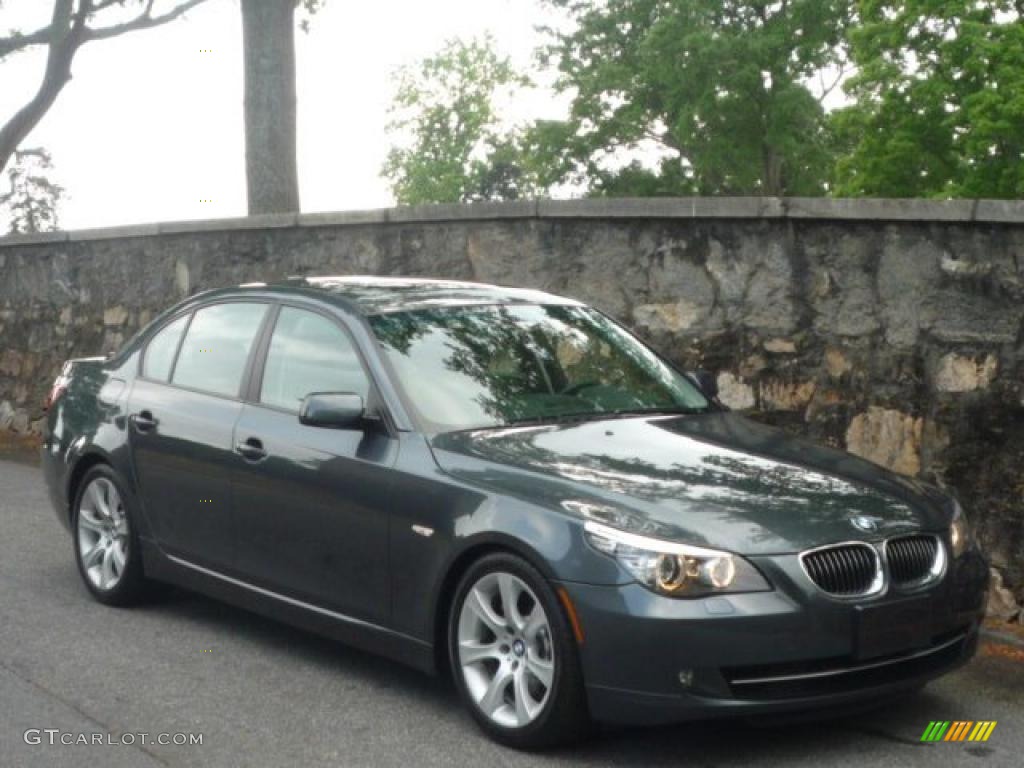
[{"xmin": 854, "ymin": 596, "xmax": 932, "ymax": 660}]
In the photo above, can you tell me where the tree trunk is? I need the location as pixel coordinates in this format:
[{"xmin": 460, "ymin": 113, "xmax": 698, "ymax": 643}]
[
  {"xmin": 762, "ymin": 144, "xmax": 783, "ymax": 197},
  {"xmin": 0, "ymin": 0, "xmax": 80, "ymax": 176},
  {"xmin": 241, "ymin": 0, "xmax": 300, "ymax": 214}
]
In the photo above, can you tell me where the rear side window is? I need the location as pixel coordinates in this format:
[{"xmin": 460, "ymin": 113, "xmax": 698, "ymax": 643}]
[
  {"xmin": 172, "ymin": 303, "xmax": 267, "ymax": 397},
  {"xmin": 143, "ymin": 314, "xmax": 189, "ymax": 382},
  {"xmin": 260, "ymin": 307, "xmax": 370, "ymax": 411}
]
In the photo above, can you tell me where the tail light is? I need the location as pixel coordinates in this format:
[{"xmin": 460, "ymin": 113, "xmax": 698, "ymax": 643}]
[{"xmin": 43, "ymin": 363, "xmax": 72, "ymax": 411}]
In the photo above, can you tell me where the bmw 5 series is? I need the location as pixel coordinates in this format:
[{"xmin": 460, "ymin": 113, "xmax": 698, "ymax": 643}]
[{"xmin": 41, "ymin": 276, "xmax": 989, "ymax": 748}]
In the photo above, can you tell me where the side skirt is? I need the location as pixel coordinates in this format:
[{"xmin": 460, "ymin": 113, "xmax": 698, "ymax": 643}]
[{"xmin": 141, "ymin": 539, "xmax": 436, "ymax": 675}]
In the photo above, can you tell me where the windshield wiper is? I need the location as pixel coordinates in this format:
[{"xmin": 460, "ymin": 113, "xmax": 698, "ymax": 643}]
[
  {"xmin": 505, "ymin": 412, "xmax": 601, "ymax": 426},
  {"xmin": 603, "ymin": 406, "xmax": 707, "ymax": 418}
]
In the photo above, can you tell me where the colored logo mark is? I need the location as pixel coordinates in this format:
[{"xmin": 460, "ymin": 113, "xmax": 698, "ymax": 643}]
[{"xmin": 920, "ymin": 721, "xmax": 997, "ymax": 743}]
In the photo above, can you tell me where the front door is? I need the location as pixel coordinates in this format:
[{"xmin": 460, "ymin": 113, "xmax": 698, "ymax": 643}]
[{"xmin": 230, "ymin": 305, "xmax": 397, "ymax": 624}]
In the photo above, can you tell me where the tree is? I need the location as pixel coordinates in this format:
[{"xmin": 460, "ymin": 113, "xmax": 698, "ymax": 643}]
[
  {"xmin": 241, "ymin": 0, "xmax": 298, "ymax": 215},
  {"xmin": 239, "ymin": 0, "xmax": 323, "ymax": 215},
  {"xmin": 0, "ymin": 147, "xmax": 65, "ymax": 233},
  {"xmin": 537, "ymin": 0, "xmax": 855, "ymax": 197},
  {"xmin": 0, "ymin": 0, "xmax": 208, "ymax": 177},
  {"xmin": 832, "ymin": 0, "xmax": 1024, "ymax": 198},
  {"xmin": 382, "ymin": 37, "xmax": 543, "ymax": 205}
]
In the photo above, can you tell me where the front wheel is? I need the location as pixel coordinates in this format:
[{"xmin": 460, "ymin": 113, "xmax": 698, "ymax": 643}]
[{"xmin": 449, "ymin": 553, "xmax": 589, "ymax": 749}]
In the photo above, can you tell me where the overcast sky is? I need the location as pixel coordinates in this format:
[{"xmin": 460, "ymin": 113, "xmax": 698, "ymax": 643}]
[{"xmin": 1, "ymin": 0, "xmax": 563, "ymax": 230}]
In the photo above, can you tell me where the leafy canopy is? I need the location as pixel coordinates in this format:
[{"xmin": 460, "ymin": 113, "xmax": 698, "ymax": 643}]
[
  {"xmin": 537, "ymin": 0, "xmax": 854, "ymax": 196},
  {"xmin": 382, "ymin": 0, "xmax": 1024, "ymax": 202},
  {"xmin": 382, "ymin": 37, "xmax": 542, "ymax": 205},
  {"xmin": 833, "ymin": 0, "xmax": 1024, "ymax": 198}
]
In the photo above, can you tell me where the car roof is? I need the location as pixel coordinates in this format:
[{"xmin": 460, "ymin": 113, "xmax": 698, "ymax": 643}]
[{"xmin": 254, "ymin": 275, "xmax": 583, "ymax": 315}]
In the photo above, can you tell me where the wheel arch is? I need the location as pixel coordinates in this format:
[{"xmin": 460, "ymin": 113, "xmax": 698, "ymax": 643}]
[
  {"xmin": 66, "ymin": 450, "xmax": 114, "ymax": 524},
  {"xmin": 430, "ymin": 533, "xmax": 559, "ymax": 680}
]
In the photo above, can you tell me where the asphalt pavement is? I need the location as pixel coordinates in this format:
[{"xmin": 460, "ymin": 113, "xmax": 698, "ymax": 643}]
[{"xmin": 1, "ymin": 456, "xmax": 1021, "ymax": 767}]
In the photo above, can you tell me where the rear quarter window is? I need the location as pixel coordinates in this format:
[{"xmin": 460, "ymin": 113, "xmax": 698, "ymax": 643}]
[{"xmin": 142, "ymin": 314, "xmax": 189, "ymax": 382}]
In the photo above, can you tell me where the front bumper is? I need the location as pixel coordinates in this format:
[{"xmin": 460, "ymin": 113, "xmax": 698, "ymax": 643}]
[{"xmin": 563, "ymin": 547, "xmax": 989, "ymax": 725}]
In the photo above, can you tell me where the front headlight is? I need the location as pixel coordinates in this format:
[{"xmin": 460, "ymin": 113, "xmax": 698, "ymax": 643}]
[
  {"xmin": 583, "ymin": 521, "xmax": 771, "ymax": 597},
  {"xmin": 950, "ymin": 500, "xmax": 971, "ymax": 557}
]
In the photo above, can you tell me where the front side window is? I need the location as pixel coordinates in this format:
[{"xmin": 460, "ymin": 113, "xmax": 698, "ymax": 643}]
[
  {"xmin": 143, "ymin": 314, "xmax": 189, "ymax": 382},
  {"xmin": 172, "ymin": 303, "xmax": 267, "ymax": 397},
  {"xmin": 259, "ymin": 307, "xmax": 370, "ymax": 411},
  {"xmin": 369, "ymin": 304, "xmax": 709, "ymax": 433}
]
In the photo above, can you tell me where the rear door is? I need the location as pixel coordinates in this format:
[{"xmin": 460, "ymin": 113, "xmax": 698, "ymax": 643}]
[
  {"xmin": 128, "ymin": 301, "xmax": 269, "ymax": 570},
  {"xmin": 230, "ymin": 304, "xmax": 398, "ymax": 624}
]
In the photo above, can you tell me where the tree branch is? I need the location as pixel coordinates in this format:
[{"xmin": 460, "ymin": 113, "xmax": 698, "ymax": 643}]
[
  {"xmin": 0, "ymin": 25, "xmax": 57, "ymax": 59},
  {"xmin": 1, "ymin": 0, "xmax": 91, "ymax": 58},
  {"xmin": 817, "ymin": 62, "xmax": 848, "ymax": 104},
  {"xmin": 1, "ymin": 0, "xmax": 204, "ymax": 57},
  {"xmin": 83, "ymin": 0, "xmax": 205, "ymax": 43},
  {"xmin": 0, "ymin": 0, "xmax": 84, "ymax": 175},
  {"xmin": 0, "ymin": 0, "xmax": 209, "ymax": 174}
]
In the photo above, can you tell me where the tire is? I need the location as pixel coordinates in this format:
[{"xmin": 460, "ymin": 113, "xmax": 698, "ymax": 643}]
[
  {"xmin": 71, "ymin": 464, "xmax": 153, "ymax": 606},
  {"xmin": 448, "ymin": 552, "xmax": 590, "ymax": 749}
]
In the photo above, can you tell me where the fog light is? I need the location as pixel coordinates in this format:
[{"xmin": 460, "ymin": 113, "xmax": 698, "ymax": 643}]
[{"xmin": 678, "ymin": 669, "xmax": 694, "ymax": 688}]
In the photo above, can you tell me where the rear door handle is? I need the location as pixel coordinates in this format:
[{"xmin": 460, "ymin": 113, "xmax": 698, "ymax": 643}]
[
  {"xmin": 131, "ymin": 410, "xmax": 158, "ymax": 432},
  {"xmin": 235, "ymin": 437, "xmax": 267, "ymax": 462}
]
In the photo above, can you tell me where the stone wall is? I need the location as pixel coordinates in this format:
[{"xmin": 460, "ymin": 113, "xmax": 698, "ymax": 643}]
[{"xmin": 1, "ymin": 197, "xmax": 1022, "ymax": 604}]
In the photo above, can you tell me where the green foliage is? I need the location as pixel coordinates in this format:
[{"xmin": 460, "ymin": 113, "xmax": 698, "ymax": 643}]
[
  {"xmin": 384, "ymin": 1, "xmax": 1024, "ymax": 202},
  {"xmin": 0, "ymin": 147, "xmax": 64, "ymax": 234},
  {"xmin": 834, "ymin": 1, "xmax": 1024, "ymax": 198},
  {"xmin": 382, "ymin": 37, "xmax": 543, "ymax": 205},
  {"xmin": 537, "ymin": 0, "xmax": 854, "ymax": 197}
]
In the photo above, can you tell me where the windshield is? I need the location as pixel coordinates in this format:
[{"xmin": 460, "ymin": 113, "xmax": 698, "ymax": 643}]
[{"xmin": 369, "ymin": 304, "xmax": 709, "ymax": 433}]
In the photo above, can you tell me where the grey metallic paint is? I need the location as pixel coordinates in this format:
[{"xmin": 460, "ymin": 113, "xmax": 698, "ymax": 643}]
[{"xmin": 41, "ymin": 279, "xmax": 989, "ymax": 724}]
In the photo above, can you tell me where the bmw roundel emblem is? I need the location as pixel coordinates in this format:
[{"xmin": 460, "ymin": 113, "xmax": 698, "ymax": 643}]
[{"xmin": 849, "ymin": 515, "xmax": 880, "ymax": 532}]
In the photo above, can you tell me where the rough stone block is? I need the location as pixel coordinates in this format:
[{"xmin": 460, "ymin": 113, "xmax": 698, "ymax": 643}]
[
  {"xmin": 934, "ymin": 353, "xmax": 998, "ymax": 393},
  {"xmin": 845, "ymin": 407, "xmax": 923, "ymax": 476},
  {"xmin": 0, "ymin": 349, "xmax": 22, "ymax": 377},
  {"xmin": 633, "ymin": 301, "xmax": 704, "ymax": 333},
  {"xmin": 103, "ymin": 306, "xmax": 129, "ymax": 326},
  {"xmin": 717, "ymin": 372, "xmax": 755, "ymax": 410},
  {"xmin": 760, "ymin": 379, "xmax": 817, "ymax": 411},
  {"xmin": 986, "ymin": 568, "xmax": 1020, "ymax": 621},
  {"xmin": 763, "ymin": 338, "xmax": 797, "ymax": 354}
]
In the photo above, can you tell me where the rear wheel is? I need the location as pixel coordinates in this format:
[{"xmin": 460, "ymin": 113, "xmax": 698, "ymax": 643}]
[
  {"xmin": 72, "ymin": 465, "xmax": 152, "ymax": 605},
  {"xmin": 449, "ymin": 553, "xmax": 589, "ymax": 749}
]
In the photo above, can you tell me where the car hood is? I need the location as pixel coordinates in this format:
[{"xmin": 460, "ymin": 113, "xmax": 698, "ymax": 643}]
[{"xmin": 429, "ymin": 412, "xmax": 952, "ymax": 555}]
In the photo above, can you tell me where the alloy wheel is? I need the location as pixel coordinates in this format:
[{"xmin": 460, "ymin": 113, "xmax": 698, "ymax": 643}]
[
  {"xmin": 457, "ymin": 571, "xmax": 555, "ymax": 728},
  {"xmin": 77, "ymin": 477, "xmax": 129, "ymax": 591}
]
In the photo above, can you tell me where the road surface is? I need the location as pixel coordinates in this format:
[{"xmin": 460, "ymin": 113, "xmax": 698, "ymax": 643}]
[{"xmin": 1, "ymin": 457, "xmax": 1020, "ymax": 767}]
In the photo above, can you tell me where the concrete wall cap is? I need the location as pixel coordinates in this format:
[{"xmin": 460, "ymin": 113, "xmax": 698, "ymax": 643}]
[{"xmin": 2, "ymin": 197, "xmax": 1021, "ymax": 248}]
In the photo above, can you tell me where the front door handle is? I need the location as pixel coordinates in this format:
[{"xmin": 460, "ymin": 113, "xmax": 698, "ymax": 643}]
[
  {"xmin": 131, "ymin": 410, "xmax": 158, "ymax": 432},
  {"xmin": 235, "ymin": 437, "xmax": 267, "ymax": 462}
]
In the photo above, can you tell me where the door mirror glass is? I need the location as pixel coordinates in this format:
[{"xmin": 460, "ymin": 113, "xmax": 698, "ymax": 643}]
[
  {"xmin": 299, "ymin": 392, "xmax": 365, "ymax": 429},
  {"xmin": 692, "ymin": 370, "xmax": 718, "ymax": 399}
]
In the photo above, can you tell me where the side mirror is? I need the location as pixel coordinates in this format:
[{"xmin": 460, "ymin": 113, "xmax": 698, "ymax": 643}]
[
  {"xmin": 692, "ymin": 370, "xmax": 718, "ymax": 399},
  {"xmin": 299, "ymin": 392, "xmax": 365, "ymax": 429}
]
